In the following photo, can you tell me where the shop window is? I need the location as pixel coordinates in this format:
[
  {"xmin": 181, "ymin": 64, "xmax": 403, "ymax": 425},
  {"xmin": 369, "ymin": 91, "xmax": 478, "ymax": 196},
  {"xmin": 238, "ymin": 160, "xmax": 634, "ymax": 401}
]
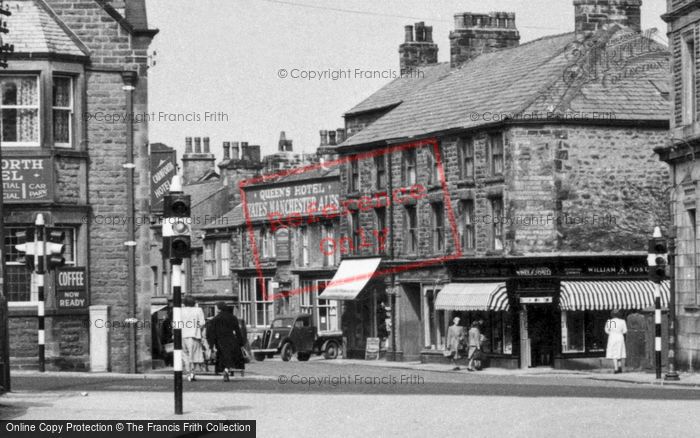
[
  {"xmin": 431, "ymin": 203, "xmax": 444, "ymax": 253},
  {"xmin": 459, "ymin": 137, "xmax": 474, "ymax": 179},
  {"xmin": 374, "ymin": 155, "xmax": 386, "ymax": 190},
  {"xmin": 562, "ymin": 311, "xmax": 612, "ymax": 353},
  {"xmin": 53, "ymin": 76, "xmax": 73, "ymax": 147},
  {"xmin": 1, "ymin": 75, "xmax": 40, "ymax": 146},
  {"xmin": 491, "ymin": 197, "xmax": 504, "ymax": 250},
  {"xmin": 403, "ymin": 206, "xmax": 417, "ymax": 255},
  {"xmin": 423, "ymin": 287, "xmax": 444, "ymax": 349},
  {"xmin": 4, "ymin": 226, "xmax": 76, "ymax": 302},
  {"xmin": 446, "ymin": 311, "xmax": 512, "ymax": 355},
  {"xmin": 239, "ymin": 276, "xmax": 273, "ymax": 327},
  {"xmin": 459, "ymin": 200, "xmax": 475, "ymax": 251},
  {"xmin": 489, "ymin": 133, "xmax": 504, "ymax": 176},
  {"xmin": 402, "ymin": 149, "xmax": 417, "ymax": 186},
  {"xmin": 301, "ymin": 279, "xmax": 339, "ymax": 332}
]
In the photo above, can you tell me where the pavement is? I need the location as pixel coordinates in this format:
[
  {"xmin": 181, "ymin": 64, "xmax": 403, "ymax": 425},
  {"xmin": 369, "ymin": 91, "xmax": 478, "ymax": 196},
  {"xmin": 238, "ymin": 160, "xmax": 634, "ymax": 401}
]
[{"xmin": 8, "ymin": 357, "xmax": 697, "ymax": 388}]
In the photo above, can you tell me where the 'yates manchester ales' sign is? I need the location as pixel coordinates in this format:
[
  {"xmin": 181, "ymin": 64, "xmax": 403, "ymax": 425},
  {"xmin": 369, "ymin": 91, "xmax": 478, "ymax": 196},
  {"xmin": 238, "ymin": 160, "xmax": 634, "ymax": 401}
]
[
  {"xmin": 56, "ymin": 267, "xmax": 88, "ymax": 309},
  {"xmin": 2, "ymin": 158, "xmax": 53, "ymax": 202},
  {"xmin": 244, "ymin": 179, "xmax": 340, "ymax": 221}
]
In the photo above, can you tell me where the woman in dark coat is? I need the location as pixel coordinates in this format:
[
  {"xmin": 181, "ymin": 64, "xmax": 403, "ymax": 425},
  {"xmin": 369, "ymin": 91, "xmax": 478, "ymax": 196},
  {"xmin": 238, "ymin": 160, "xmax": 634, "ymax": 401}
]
[{"xmin": 206, "ymin": 302, "xmax": 245, "ymax": 381}]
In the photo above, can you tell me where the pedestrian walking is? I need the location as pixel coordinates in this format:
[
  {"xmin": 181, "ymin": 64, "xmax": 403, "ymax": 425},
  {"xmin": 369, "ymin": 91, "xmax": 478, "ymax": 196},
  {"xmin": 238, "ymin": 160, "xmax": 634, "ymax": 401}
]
[
  {"xmin": 180, "ymin": 296, "xmax": 206, "ymax": 381},
  {"xmin": 206, "ymin": 302, "xmax": 245, "ymax": 382},
  {"xmin": 467, "ymin": 320, "xmax": 482, "ymax": 372},
  {"xmin": 605, "ymin": 310, "xmax": 628, "ymax": 374},
  {"xmin": 445, "ymin": 316, "xmax": 465, "ymax": 370}
]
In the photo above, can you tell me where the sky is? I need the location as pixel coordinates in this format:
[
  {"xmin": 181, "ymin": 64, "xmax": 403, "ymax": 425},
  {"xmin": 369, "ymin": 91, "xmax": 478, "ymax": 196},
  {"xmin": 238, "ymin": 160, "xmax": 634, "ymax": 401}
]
[{"xmin": 145, "ymin": 0, "xmax": 667, "ymax": 163}]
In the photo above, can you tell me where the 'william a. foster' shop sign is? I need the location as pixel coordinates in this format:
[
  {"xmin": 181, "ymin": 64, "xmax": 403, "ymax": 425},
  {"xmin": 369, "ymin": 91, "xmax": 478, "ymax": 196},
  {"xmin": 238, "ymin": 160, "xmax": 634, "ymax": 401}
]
[
  {"xmin": 2, "ymin": 157, "xmax": 53, "ymax": 202},
  {"xmin": 244, "ymin": 179, "xmax": 340, "ymax": 221}
]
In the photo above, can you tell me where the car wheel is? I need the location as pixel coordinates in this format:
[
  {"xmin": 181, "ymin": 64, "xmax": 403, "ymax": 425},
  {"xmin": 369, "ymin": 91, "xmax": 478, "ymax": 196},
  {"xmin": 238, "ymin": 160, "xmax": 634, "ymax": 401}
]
[
  {"xmin": 323, "ymin": 342, "xmax": 339, "ymax": 360},
  {"xmin": 297, "ymin": 352, "xmax": 311, "ymax": 361},
  {"xmin": 281, "ymin": 343, "xmax": 294, "ymax": 362},
  {"xmin": 253, "ymin": 353, "xmax": 265, "ymax": 362}
]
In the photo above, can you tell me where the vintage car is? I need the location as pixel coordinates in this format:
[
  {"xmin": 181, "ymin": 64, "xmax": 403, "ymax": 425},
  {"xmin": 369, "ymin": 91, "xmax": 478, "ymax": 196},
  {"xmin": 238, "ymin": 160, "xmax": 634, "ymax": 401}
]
[{"xmin": 250, "ymin": 313, "xmax": 343, "ymax": 361}]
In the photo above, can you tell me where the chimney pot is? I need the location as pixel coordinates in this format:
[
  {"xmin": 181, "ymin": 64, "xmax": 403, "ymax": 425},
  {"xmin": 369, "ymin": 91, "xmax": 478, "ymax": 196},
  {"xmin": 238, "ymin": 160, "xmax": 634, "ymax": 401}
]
[
  {"xmin": 203, "ymin": 137, "xmax": 210, "ymax": 153},
  {"xmin": 425, "ymin": 26, "xmax": 433, "ymax": 42},
  {"xmin": 223, "ymin": 141, "xmax": 231, "ymax": 159},
  {"xmin": 194, "ymin": 137, "xmax": 202, "ymax": 153},
  {"xmin": 328, "ymin": 131, "xmax": 337, "ymax": 146},
  {"xmin": 320, "ymin": 130, "xmax": 328, "ymax": 146},
  {"xmin": 185, "ymin": 137, "xmax": 193, "ymax": 154},
  {"xmin": 404, "ymin": 25, "xmax": 414, "ymax": 42},
  {"xmin": 231, "ymin": 141, "xmax": 240, "ymax": 160}
]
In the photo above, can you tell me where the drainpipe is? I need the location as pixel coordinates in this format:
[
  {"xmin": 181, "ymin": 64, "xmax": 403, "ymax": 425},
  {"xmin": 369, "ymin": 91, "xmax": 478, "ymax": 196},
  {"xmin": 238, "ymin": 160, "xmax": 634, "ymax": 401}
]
[
  {"xmin": 388, "ymin": 148, "xmax": 397, "ymax": 360},
  {"xmin": 122, "ymin": 71, "xmax": 137, "ymax": 374}
]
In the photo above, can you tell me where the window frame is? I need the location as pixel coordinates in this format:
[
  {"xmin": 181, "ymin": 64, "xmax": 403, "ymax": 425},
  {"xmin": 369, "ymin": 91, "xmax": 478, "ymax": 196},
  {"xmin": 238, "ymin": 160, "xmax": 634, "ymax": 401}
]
[
  {"xmin": 348, "ymin": 158, "xmax": 359, "ymax": 192},
  {"xmin": 489, "ymin": 133, "xmax": 504, "ymax": 176},
  {"xmin": 459, "ymin": 137, "xmax": 474, "ymax": 179},
  {"xmin": 374, "ymin": 207, "xmax": 387, "ymax": 255},
  {"xmin": 682, "ymin": 31, "xmax": 697, "ymax": 125},
  {"xmin": 402, "ymin": 149, "xmax": 417, "ymax": 186},
  {"xmin": 460, "ymin": 200, "xmax": 475, "ymax": 251},
  {"xmin": 431, "ymin": 202, "xmax": 445, "ymax": 253},
  {"xmin": 404, "ymin": 205, "xmax": 418, "ymax": 255},
  {"xmin": 0, "ymin": 74, "xmax": 41, "ymax": 147},
  {"xmin": 491, "ymin": 197, "xmax": 504, "ymax": 251},
  {"xmin": 374, "ymin": 155, "xmax": 386, "ymax": 190},
  {"xmin": 52, "ymin": 75, "xmax": 73, "ymax": 148},
  {"xmin": 203, "ymin": 241, "xmax": 216, "ymax": 278}
]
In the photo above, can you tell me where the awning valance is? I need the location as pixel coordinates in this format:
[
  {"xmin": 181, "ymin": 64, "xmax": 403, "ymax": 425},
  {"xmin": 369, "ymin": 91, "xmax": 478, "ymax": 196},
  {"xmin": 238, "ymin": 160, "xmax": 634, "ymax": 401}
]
[
  {"xmin": 318, "ymin": 258, "xmax": 382, "ymax": 301},
  {"xmin": 435, "ymin": 283, "xmax": 509, "ymax": 311},
  {"xmin": 151, "ymin": 304, "xmax": 167, "ymax": 315},
  {"xmin": 560, "ymin": 280, "xmax": 670, "ymax": 311}
]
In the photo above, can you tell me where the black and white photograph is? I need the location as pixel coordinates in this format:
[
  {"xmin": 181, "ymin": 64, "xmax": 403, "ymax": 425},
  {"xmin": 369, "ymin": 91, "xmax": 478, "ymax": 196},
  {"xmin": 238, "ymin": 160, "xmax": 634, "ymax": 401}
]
[{"xmin": 0, "ymin": 0, "xmax": 699, "ymax": 437}]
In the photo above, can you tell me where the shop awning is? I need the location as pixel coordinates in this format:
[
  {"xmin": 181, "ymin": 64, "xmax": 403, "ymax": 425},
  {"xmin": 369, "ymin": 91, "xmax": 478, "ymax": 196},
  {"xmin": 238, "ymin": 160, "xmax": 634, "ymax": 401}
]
[
  {"xmin": 559, "ymin": 280, "xmax": 670, "ymax": 311},
  {"xmin": 435, "ymin": 283, "xmax": 509, "ymax": 311},
  {"xmin": 318, "ymin": 258, "xmax": 382, "ymax": 301},
  {"xmin": 151, "ymin": 304, "xmax": 167, "ymax": 315}
]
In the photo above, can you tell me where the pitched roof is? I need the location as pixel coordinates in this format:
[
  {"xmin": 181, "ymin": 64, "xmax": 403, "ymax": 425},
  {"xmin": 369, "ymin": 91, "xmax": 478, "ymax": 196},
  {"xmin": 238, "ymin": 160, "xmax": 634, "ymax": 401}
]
[
  {"xmin": 6, "ymin": 0, "xmax": 89, "ymax": 57},
  {"xmin": 342, "ymin": 28, "xmax": 670, "ymax": 147},
  {"xmin": 204, "ymin": 204, "xmax": 244, "ymax": 230},
  {"xmin": 183, "ymin": 180, "xmax": 226, "ymax": 207},
  {"xmin": 346, "ymin": 62, "xmax": 451, "ymax": 115}
]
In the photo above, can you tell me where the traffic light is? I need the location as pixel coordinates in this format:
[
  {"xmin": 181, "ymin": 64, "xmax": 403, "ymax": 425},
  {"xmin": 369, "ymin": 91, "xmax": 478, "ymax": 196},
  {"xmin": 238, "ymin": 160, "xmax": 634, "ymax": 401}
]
[
  {"xmin": 163, "ymin": 192, "xmax": 191, "ymax": 262},
  {"xmin": 46, "ymin": 228, "xmax": 65, "ymax": 271},
  {"xmin": 647, "ymin": 237, "xmax": 668, "ymax": 283},
  {"xmin": 14, "ymin": 229, "xmax": 35, "ymax": 270}
]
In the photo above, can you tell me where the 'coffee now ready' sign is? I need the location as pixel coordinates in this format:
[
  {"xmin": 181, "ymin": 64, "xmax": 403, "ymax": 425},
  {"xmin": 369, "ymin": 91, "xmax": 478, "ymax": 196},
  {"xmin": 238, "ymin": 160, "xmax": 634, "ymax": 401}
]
[{"xmin": 56, "ymin": 267, "xmax": 87, "ymax": 309}]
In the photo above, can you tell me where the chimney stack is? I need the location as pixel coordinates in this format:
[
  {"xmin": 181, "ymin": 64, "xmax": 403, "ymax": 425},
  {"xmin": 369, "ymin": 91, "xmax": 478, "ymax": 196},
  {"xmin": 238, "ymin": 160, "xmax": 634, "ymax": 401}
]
[
  {"xmin": 328, "ymin": 131, "xmax": 337, "ymax": 146},
  {"xmin": 182, "ymin": 136, "xmax": 215, "ymax": 185},
  {"xmin": 223, "ymin": 141, "xmax": 231, "ymax": 159},
  {"xmin": 336, "ymin": 128, "xmax": 346, "ymax": 144},
  {"xmin": 320, "ymin": 130, "xmax": 328, "ymax": 147},
  {"xmin": 278, "ymin": 131, "xmax": 293, "ymax": 152},
  {"xmin": 194, "ymin": 137, "xmax": 202, "ymax": 153},
  {"xmin": 185, "ymin": 137, "xmax": 193, "ymax": 154},
  {"xmin": 203, "ymin": 137, "xmax": 210, "ymax": 153},
  {"xmin": 399, "ymin": 22, "xmax": 439, "ymax": 73},
  {"xmin": 574, "ymin": 0, "xmax": 642, "ymax": 35},
  {"xmin": 449, "ymin": 11, "xmax": 520, "ymax": 68}
]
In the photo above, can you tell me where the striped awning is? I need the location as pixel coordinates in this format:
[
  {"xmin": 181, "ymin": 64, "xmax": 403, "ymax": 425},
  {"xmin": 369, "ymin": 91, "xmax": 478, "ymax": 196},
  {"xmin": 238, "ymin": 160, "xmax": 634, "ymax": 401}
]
[
  {"xmin": 435, "ymin": 283, "xmax": 509, "ymax": 311},
  {"xmin": 318, "ymin": 258, "xmax": 382, "ymax": 301},
  {"xmin": 559, "ymin": 280, "xmax": 670, "ymax": 311}
]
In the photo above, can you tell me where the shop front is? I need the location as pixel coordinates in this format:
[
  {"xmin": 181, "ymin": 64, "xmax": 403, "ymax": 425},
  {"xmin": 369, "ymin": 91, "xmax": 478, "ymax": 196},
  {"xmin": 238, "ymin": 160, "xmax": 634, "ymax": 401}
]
[
  {"xmin": 319, "ymin": 257, "xmax": 388, "ymax": 358},
  {"xmin": 416, "ymin": 256, "xmax": 669, "ymax": 370}
]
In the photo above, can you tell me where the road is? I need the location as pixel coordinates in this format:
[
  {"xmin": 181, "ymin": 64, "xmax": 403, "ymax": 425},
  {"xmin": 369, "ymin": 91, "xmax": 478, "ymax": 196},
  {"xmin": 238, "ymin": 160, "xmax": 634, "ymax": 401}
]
[{"xmin": 2, "ymin": 358, "xmax": 700, "ymax": 437}]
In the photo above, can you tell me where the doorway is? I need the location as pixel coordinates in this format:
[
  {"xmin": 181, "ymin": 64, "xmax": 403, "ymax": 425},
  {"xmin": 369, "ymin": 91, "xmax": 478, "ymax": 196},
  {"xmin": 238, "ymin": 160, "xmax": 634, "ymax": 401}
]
[{"xmin": 526, "ymin": 305, "xmax": 557, "ymax": 367}]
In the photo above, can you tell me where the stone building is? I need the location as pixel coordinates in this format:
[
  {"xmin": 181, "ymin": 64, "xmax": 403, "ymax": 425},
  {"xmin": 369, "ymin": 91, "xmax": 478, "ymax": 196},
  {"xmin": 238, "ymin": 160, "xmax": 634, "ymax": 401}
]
[
  {"xmin": 4, "ymin": 0, "xmax": 157, "ymax": 372},
  {"xmin": 331, "ymin": 2, "xmax": 672, "ymax": 368},
  {"xmin": 655, "ymin": 0, "xmax": 700, "ymax": 371}
]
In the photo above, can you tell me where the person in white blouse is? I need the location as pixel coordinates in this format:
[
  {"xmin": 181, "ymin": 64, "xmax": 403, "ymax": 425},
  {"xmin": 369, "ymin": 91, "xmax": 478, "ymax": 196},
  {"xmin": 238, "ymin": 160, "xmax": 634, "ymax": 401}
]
[
  {"xmin": 605, "ymin": 310, "xmax": 628, "ymax": 374},
  {"xmin": 180, "ymin": 296, "xmax": 206, "ymax": 381}
]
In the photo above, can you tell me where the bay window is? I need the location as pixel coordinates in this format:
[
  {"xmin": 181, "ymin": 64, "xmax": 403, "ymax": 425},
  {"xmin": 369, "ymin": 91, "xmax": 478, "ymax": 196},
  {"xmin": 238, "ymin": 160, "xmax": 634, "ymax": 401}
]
[
  {"xmin": 239, "ymin": 276, "xmax": 274, "ymax": 327},
  {"xmin": 52, "ymin": 76, "xmax": 73, "ymax": 146},
  {"xmin": 300, "ymin": 279, "xmax": 339, "ymax": 332}
]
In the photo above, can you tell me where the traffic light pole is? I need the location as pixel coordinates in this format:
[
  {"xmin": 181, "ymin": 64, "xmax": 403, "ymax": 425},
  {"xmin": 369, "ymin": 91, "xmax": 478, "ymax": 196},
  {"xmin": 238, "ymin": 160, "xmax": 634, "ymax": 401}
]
[
  {"xmin": 665, "ymin": 236, "xmax": 680, "ymax": 381},
  {"xmin": 654, "ymin": 281, "xmax": 661, "ymax": 380},
  {"xmin": 172, "ymin": 262, "xmax": 182, "ymax": 415},
  {"xmin": 35, "ymin": 215, "xmax": 45, "ymax": 373}
]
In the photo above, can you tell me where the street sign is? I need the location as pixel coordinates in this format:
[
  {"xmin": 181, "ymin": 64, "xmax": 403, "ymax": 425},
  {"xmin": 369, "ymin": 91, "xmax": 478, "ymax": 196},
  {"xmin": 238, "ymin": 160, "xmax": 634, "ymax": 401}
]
[{"xmin": 55, "ymin": 267, "xmax": 87, "ymax": 309}]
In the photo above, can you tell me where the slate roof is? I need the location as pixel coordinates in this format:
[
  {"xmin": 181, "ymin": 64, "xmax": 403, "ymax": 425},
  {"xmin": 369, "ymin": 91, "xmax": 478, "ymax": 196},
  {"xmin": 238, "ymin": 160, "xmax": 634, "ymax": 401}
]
[
  {"xmin": 346, "ymin": 62, "xmax": 451, "ymax": 115},
  {"xmin": 204, "ymin": 204, "xmax": 244, "ymax": 230},
  {"xmin": 6, "ymin": 0, "xmax": 89, "ymax": 57},
  {"xmin": 341, "ymin": 28, "xmax": 670, "ymax": 147},
  {"xmin": 183, "ymin": 180, "xmax": 226, "ymax": 207}
]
